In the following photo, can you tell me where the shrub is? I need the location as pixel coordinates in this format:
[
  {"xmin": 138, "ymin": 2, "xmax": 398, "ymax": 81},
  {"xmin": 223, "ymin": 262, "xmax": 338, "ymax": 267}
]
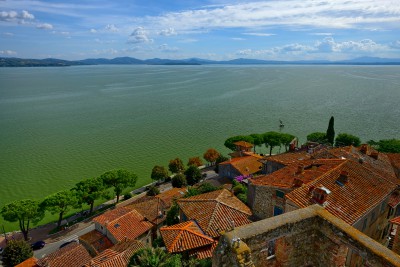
[
  {"xmin": 147, "ymin": 185, "xmax": 160, "ymax": 196},
  {"xmin": 123, "ymin": 193, "xmax": 132, "ymax": 200},
  {"xmin": 171, "ymin": 173, "xmax": 187, "ymax": 188}
]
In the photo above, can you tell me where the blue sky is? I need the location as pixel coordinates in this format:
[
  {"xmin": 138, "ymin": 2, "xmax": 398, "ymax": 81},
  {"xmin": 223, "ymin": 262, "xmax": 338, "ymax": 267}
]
[{"xmin": 1, "ymin": 0, "xmax": 399, "ymax": 60}]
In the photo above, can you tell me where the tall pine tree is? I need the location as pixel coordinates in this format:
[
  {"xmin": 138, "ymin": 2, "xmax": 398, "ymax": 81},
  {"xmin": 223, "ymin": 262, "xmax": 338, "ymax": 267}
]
[{"xmin": 326, "ymin": 116, "xmax": 335, "ymax": 145}]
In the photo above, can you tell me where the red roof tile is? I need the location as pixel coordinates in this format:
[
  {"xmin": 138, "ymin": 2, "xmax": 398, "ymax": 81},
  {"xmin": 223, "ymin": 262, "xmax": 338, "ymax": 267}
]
[
  {"xmin": 390, "ymin": 216, "xmax": 400, "ymax": 225},
  {"xmin": 250, "ymin": 159, "xmax": 345, "ymax": 188},
  {"xmin": 234, "ymin": 141, "xmax": 253, "ymax": 148},
  {"xmin": 188, "ymin": 241, "xmax": 218, "ymax": 259},
  {"xmin": 126, "ymin": 196, "xmax": 167, "ymax": 225},
  {"xmin": 94, "ymin": 207, "xmax": 153, "ymax": 242},
  {"xmin": 156, "ymin": 187, "xmax": 187, "ymax": 208},
  {"xmin": 387, "ymin": 153, "xmax": 400, "ymax": 171},
  {"xmin": 260, "ymin": 151, "xmax": 310, "ymax": 165},
  {"xmin": 37, "ymin": 243, "xmax": 92, "ymax": 267},
  {"xmin": 85, "ymin": 240, "xmax": 144, "ymax": 267},
  {"xmin": 80, "ymin": 230, "xmax": 113, "ymax": 253},
  {"xmin": 160, "ymin": 220, "xmax": 214, "ymax": 253},
  {"xmin": 219, "ymin": 155, "xmax": 263, "ymax": 176},
  {"xmin": 15, "ymin": 257, "xmax": 38, "ymax": 267},
  {"xmin": 178, "ymin": 189, "xmax": 252, "ymax": 237},
  {"xmin": 286, "ymin": 160, "xmax": 397, "ymax": 225},
  {"xmin": 388, "ymin": 192, "xmax": 400, "ymax": 208}
]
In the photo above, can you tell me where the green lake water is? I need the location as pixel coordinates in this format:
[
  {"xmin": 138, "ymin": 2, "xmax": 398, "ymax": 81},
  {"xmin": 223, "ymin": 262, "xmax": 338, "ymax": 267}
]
[{"xmin": 1, "ymin": 65, "xmax": 400, "ymax": 211}]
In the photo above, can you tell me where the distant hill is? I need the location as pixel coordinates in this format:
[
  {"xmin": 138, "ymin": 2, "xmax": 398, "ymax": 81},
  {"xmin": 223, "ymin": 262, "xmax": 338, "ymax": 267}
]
[{"xmin": 1, "ymin": 56, "xmax": 400, "ymax": 67}]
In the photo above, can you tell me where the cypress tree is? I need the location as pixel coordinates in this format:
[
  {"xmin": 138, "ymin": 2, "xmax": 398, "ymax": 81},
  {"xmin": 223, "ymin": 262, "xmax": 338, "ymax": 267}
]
[{"xmin": 326, "ymin": 116, "xmax": 335, "ymax": 145}]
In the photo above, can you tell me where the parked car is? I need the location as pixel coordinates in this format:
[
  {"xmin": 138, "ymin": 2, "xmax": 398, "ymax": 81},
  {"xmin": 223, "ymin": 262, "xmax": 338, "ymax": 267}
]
[
  {"xmin": 31, "ymin": 240, "xmax": 45, "ymax": 250},
  {"xmin": 59, "ymin": 240, "xmax": 76, "ymax": 249}
]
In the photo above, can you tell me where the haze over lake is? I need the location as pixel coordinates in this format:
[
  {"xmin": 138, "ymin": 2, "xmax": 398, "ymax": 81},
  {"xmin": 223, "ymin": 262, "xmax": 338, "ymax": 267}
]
[{"xmin": 1, "ymin": 65, "xmax": 399, "ymax": 207}]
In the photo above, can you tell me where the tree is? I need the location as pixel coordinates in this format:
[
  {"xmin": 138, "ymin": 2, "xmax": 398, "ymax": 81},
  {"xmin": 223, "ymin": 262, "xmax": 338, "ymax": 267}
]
[
  {"xmin": 128, "ymin": 247, "xmax": 182, "ymax": 267},
  {"xmin": 203, "ymin": 148, "xmax": 220, "ymax": 165},
  {"xmin": 187, "ymin": 156, "xmax": 203, "ymax": 167},
  {"xmin": 326, "ymin": 116, "xmax": 335, "ymax": 145},
  {"xmin": 151, "ymin": 166, "xmax": 169, "ymax": 182},
  {"xmin": 224, "ymin": 135, "xmax": 254, "ymax": 151},
  {"xmin": 166, "ymin": 203, "xmax": 180, "ymax": 226},
  {"xmin": 184, "ymin": 165, "xmax": 202, "ymax": 186},
  {"xmin": 373, "ymin": 139, "xmax": 400, "ymax": 153},
  {"xmin": 250, "ymin": 133, "xmax": 264, "ymax": 153},
  {"xmin": 263, "ymin": 131, "xmax": 282, "ymax": 156},
  {"xmin": 335, "ymin": 133, "xmax": 361, "ymax": 147},
  {"xmin": 279, "ymin": 133, "xmax": 296, "ymax": 152},
  {"xmin": 1, "ymin": 240, "xmax": 33, "ymax": 267},
  {"xmin": 101, "ymin": 169, "xmax": 137, "ymax": 203},
  {"xmin": 147, "ymin": 185, "xmax": 160, "ymax": 196},
  {"xmin": 72, "ymin": 177, "xmax": 106, "ymax": 214},
  {"xmin": 168, "ymin": 158, "xmax": 185, "ymax": 174},
  {"xmin": 171, "ymin": 173, "xmax": 187, "ymax": 188},
  {"xmin": 307, "ymin": 132, "xmax": 327, "ymax": 143},
  {"xmin": 41, "ymin": 190, "xmax": 78, "ymax": 229},
  {"xmin": 1, "ymin": 199, "xmax": 43, "ymax": 241}
]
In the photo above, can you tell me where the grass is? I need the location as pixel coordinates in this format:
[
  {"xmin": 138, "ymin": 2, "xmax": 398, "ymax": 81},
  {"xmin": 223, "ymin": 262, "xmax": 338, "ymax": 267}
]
[{"xmin": 0, "ymin": 185, "xmax": 140, "ymax": 233}]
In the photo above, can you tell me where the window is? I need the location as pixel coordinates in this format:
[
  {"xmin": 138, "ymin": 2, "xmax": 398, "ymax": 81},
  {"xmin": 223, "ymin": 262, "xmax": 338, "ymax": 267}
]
[
  {"xmin": 276, "ymin": 190, "xmax": 285, "ymax": 198},
  {"xmin": 381, "ymin": 201, "xmax": 387, "ymax": 213},
  {"xmin": 273, "ymin": 206, "xmax": 283, "ymax": 216}
]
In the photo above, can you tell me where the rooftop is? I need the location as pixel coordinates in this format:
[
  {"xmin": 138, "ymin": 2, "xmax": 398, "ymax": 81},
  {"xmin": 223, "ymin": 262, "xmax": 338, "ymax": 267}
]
[
  {"xmin": 126, "ymin": 196, "xmax": 167, "ymax": 225},
  {"xmin": 177, "ymin": 189, "xmax": 252, "ymax": 237},
  {"xmin": 80, "ymin": 230, "xmax": 114, "ymax": 253},
  {"xmin": 219, "ymin": 155, "xmax": 263, "ymax": 176},
  {"xmin": 250, "ymin": 159, "xmax": 345, "ymax": 188},
  {"xmin": 285, "ymin": 159, "xmax": 397, "ymax": 225},
  {"xmin": 156, "ymin": 187, "xmax": 187, "ymax": 208},
  {"xmin": 37, "ymin": 242, "xmax": 92, "ymax": 267},
  {"xmin": 259, "ymin": 151, "xmax": 310, "ymax": 165},
  {"xmin": 160, "ymin": 220, "xmax": 214, "ymax": 253}
]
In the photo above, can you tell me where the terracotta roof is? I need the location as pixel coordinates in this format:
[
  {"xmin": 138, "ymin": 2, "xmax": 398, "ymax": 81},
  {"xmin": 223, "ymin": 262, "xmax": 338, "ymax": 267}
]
[
  {"xmin": 93, "ymin": 207, "xmax": 132, "ymax": 225},
  {"xmin": 177, "ymin": 189, "xmax": 253, "ymax": 237},
  {"xmin": 390, "ymin": 216, "xmax": 400, "ymax": 225},
  {"xmin": 160, "ymin": 220, "xmax": 214, "ymax": 253},
  {"xmin": 260, "ymin": 151, "xmax": 310, "ymax": 165},
  {"xmin": 250, "ymin": 159, "xmax": 345, "ymax": 188},
  {"xmin": 313, "ymin": 146, "xmax": 397, "ymax": 183},
  {"xmin": 126, "ymin": 196, "xmax": 167, "ymax": 225},
  {"xmin": 85, "ymin": 239, "xmax": 144, "ymax": 267},
  {"xmin": 286, "ymin": 160, "xmax": 397, "ymax": 225},
  {"xmin": 387, "ymin": 153, "xmax": 400, "ymax": 171},
  {"xmin": 188, "ymin": 241, "xmax": 218, "ymax": 259},
  {"xmin": 94, "ymin": 207, "xmax": 153, "ymax": 242},
  {"xmin": 388, "ymin": 192, "xmax": 400, "ymax": 208},
  {"xmin": 234, "ymin": 141, "xmax": 253, "ymax": 148},
  {"xmin": 156, "ymin": 187, "xmax": 187, "ymax": 208},
  {"xmin": 219, "ymin": 155, "xmax": 263, "ymax": 176},
  {"xmin": 15, "ymin": 257, "xmax": 38, "ymax": 267},
  {"xmin": 37, "ymin": 243, "xmax": 92, "ymax": 267},
  {"xmin": 80, "ymin": 230, "xmax": 113, "ymax": 253}
]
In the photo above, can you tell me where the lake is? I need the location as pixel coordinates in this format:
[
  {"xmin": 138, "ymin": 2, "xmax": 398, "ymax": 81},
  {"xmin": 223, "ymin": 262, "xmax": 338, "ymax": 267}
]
[{"xmin": 1, "ymin": 65, "xmax": 399, "ymax": 209}]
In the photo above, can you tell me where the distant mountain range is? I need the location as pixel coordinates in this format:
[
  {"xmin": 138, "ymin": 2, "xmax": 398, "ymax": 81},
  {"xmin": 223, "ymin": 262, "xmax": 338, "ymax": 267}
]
[{"xmin": 1, "ymin": 56, "xmax": 400, "ymax": 67}]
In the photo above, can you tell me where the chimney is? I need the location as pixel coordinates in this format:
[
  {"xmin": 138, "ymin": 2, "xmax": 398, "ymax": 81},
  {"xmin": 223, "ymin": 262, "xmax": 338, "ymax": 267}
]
[
  {"xmin": 336, "ymin": 170, "xmax": 349, "ymax": 186},
  {"xmin": 312, "ymin": 185, "xmax": 330, "ymax": 204},
  {"xmin": 360, "ymin": 144, "xmax": 368, "ymax": 154},
  {"xmin": 293, "ymin": 178, "xmax": 303, "ymax": 187},
  {"xmin": 296, "ymin": 164, "xmax": 304, "ymax": 174},
  {"xmin": 371, "ymin": 151, "xmax": 379, "ymax": 160}
]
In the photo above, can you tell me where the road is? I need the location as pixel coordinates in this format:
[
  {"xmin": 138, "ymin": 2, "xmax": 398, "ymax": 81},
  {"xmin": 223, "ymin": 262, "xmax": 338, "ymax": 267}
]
[{"xmin": 34, "ymin": 223, "xmax": 95, "ymax": 259}]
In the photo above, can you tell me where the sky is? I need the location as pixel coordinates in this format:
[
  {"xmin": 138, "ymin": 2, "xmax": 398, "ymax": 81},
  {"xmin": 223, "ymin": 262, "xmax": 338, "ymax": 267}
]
[{"xmin": 1, "ymin": 0, "xmax": 400, "ymax": 61}]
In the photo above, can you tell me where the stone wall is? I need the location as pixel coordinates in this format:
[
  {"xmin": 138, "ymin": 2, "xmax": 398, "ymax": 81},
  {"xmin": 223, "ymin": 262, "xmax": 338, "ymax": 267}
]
[
  {"xmin": 213, "ymin": 205, "xmax": 400, "ymax": 267},
  {"xmin": 247, "ymin": 183, "xmax": 288, "ymax": 220}
]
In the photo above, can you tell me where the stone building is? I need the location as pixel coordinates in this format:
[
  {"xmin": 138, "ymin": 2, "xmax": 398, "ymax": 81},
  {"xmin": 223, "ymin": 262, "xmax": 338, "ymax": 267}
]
[
  {"xmin": 213, "ymin": 205, "xmax": 400, "ymax": 267},
  {"xmin": 219, "ymin": 154, "xmax": 263, "ymax": 180}
]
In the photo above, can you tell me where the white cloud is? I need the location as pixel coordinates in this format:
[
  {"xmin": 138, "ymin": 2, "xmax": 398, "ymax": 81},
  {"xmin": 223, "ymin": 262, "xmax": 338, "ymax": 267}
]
[
  {"xmin": 0, "ymin": 50, "xmax": 17, "ymax": 55},
  {"xmin": 178, "ymin": 38, "xmax": 198, "ymax": 43},
  {"xmin": 158, "ymin": 44, "xmax": 179, "ymax": 52},
  {"xmin": 389, "ymin": 40, "xmax": 400, "ymax": 49},
  {"xmin": 36, "ymin": 23, "xmax": 53, "ymax": 30},
  {"xmin": 2, "ymin": 32, "xmax": 14, "ymax": 37},
  {"xmin": 314, "ymin": 37, "xmax": 387, "ymax": 53},
  {"xmin": 159, "ymin": 28, "xmax": 177, "ymax": 36},
  {"xmin": 141, "ymin": 0, "xmax": 400, "ymax": 31},
  {"xmin": 90, "ymin": 29, "xmax": 97, "ymax": 33},
  {"xmin": 0, "ymin": 10, "xmax": 34, "ymax": 23},
  {"xmin": 310, "ymin": 33, "xmax": 333, "ymax": 36},
  {"xmin": 242, "ymin": 33, "xmax": 275, "ymax": 37},
  {"xmin": 232, "ymin": 37, "xmax": 245, "ymax": 41},
  {"xmin": 105, "ymin": 24, "xmax": 118, "ymax": 32},
  {"xmin": 128, "ymin": 27, "xmax": 153, "ymax": 44}
]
